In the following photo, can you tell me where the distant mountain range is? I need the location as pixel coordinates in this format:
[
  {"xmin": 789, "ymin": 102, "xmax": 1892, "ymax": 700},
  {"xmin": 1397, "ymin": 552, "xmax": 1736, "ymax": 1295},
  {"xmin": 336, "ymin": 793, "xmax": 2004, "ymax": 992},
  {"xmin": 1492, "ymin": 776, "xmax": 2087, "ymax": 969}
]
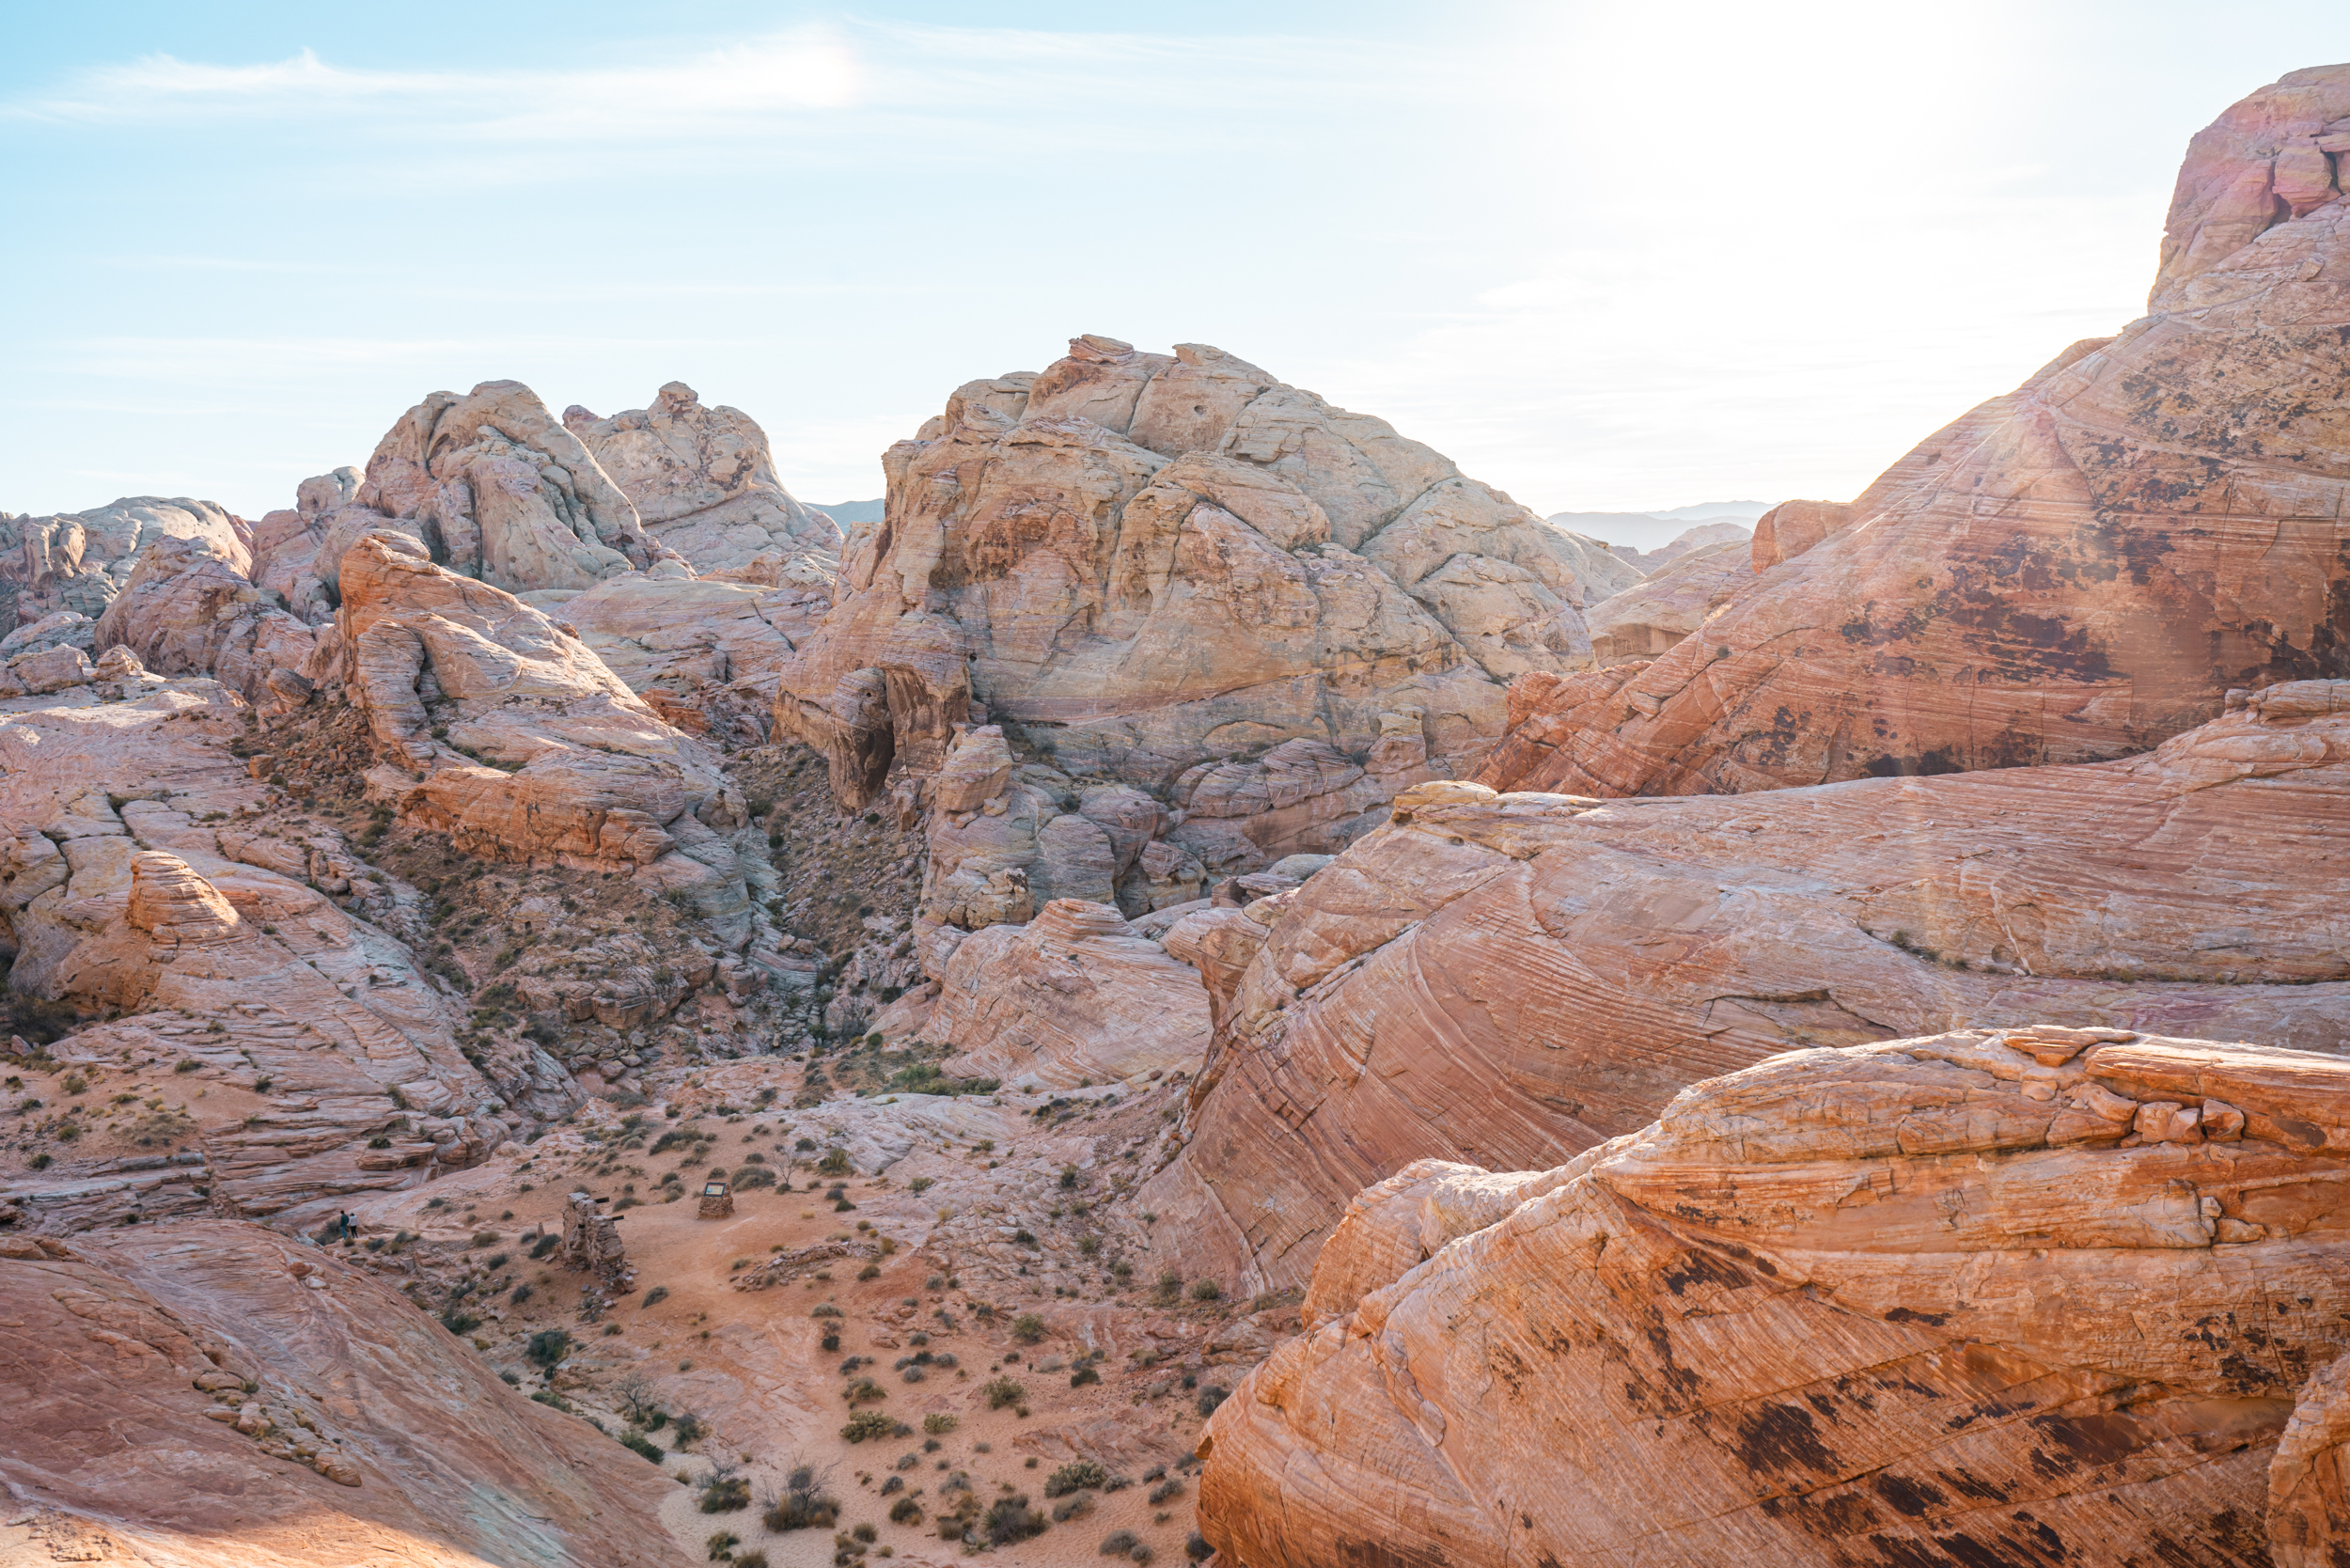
[
  {"xmin": 1546, "ymin": 500, "xmax": 1768, "ymax": 556},
  {"xmin": 811, "ymin": 498, "xmax": 885, "ymax": 524}
]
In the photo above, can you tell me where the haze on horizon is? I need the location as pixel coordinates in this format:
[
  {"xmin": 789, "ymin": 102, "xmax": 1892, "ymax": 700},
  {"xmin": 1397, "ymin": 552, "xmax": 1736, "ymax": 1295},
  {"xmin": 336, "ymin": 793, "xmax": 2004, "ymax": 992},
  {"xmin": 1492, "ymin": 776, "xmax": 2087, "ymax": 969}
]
[{"xmin": 1, "ymin": 0, "xmax": 2338, "ymax": 524}]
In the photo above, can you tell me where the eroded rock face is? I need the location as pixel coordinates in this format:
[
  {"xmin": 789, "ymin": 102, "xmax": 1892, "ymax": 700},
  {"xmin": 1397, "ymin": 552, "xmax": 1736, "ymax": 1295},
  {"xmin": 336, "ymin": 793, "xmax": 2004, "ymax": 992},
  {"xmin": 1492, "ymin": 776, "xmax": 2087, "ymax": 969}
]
[
  {"xmin": 1198, "ymin": 1027, "xmax": 2350, "ymax": 1568},
  {"xmin": 331, "ymin": 537, "xmax": 753, "ymax": 939},
  {"xmin": 330, "ymin": 380, "xmax": 679, "ymax": 597},
  {"xmin": 0, "ymin": 682, "xmax": 570, "ymax": 1226},
  {"xmin": 1583, "ymin": 536, "xmax": 1750, "ymax": 666},
  {"xmin": 547, "ymin": 569, "xmax": 832, "ymax": 745},
  {"xmin": 0, "ymin": 496, "xmax": 249, "ymax": 635},
  {"xmin": 92, "ymin": 535, "xmax": 319, "ymax": 704},
  {"xmin": 0, "ymin": 1225, "xmax": 681, "ymax": 1566},
  {"xmin": 1483, "ymin": 71, "xmax": 2350, "ymax": 800},
  {"xmin": 566, "ymin": 381, "xmax": 843, "ymax": 575},
  {"xmin": 1141, "ymin": 687, "xmax": 2350, "ymax": 1293},
  {"xmin": 925, "ymin": 899, "xmax": 1212, "ymax": 1090},
  {"xmin": 776, "ymin": 337, "xmax": 1630, "ymax": 809}
]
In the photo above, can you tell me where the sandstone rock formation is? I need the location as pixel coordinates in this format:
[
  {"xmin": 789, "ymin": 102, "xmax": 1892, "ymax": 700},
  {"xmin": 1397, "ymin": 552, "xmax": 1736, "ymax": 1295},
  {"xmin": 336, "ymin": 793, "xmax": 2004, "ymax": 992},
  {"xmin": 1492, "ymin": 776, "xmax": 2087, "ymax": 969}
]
[
  {"xmin": 0, "ymin": 679, "xmax": 572, "ymax": 1228},
  {"xmin": 0, "ymin": 495, "xmax": 248, "ymax": 634},
  {"xmin": 328, "ymin": 536, "xmax": 754, "ymax": 936},
  {"xmin": 1583, "ymin": 535, "xmax": 1751, "ymax": 666},
  {"xmin": 920, "ymin": 899, "xmax": 1212, "ymax": 1090},
  {"xmin": 329, "ymin": 380, "xmax": 680, "ymax": 598},
  {"xmin": 566, "ymin": 381, "xmax": 842, "ymax": 575},
  {"xmin": 775, "ymin": 337, "xmax": 1631, "ymax": 813},
  {"xmin": 248, "ymin": 466, "xmax": 360, "ymax": 626},
  {"xmin": 546, "ymin": 568, "xmax": 833, "ymax": 744},
  {"xmin": 1485, "ymin": 68, "xmax": 2350, "ymax": 800},
  {"xmin": 1197, "ymin": 1027, "xmax": 2350, "ymax": 1568},
  {"xmin": 93, "ymin": 534, "xmax": 320, "ymax": 703},
  {"xmin": 0, "ymin": 1223, "xmax": 682, "ymax": 1566},
  {"xmin": 1140, "ymin": 683, "xmax": 2350, "ymax": 1293}
]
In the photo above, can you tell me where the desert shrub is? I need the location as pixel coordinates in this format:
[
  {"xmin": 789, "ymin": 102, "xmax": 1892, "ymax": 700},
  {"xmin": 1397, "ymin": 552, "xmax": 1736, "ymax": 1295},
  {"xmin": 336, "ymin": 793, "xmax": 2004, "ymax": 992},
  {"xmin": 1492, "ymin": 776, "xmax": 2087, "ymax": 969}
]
[
  {"xmin": 621, "ymin": 1432, "xmax": 665, "ymax": 1463},
  {"xmin": 698, "ymin": 1475, "xmax": 752, "ymax": 1513},
  {"xmin": 1196, "ymin": 1383, "xmax": 1230, "ymax": 1417},
  {"xmin": 841, "ymin": 1376, "xmax": 886, "ymax": 1405},
  {"xmin": 984, "ymin": 1494, "xmax": 1047, "ymax": 1545},
  {"xmin": 1189, "ymin": 1278, "xmax": 1222, "ymax": 1302},
  {"xmin": 643, "ymin": 1285, "xmax": 669, "ymax": 1307},
  {"xmin": 1152, "ymin": 1269, "xmax": 1183, "ymax": 1305},
  {"xmin": 671, "ymin": 1412, "xmax": 707, "ymax": 1448},
  {"xmin": 732, "ymin": 1166, "xmax": 776, "ymax": 1190},
  {"xmin": 1010, "ymin": 1312, "xmax": 1046, "ymax": 1343},
  {"xmin": 1101, "ymin": 1530, "xmax": 1141, "ymax": 1556},
  {"xmin": 811, "ymin": 1302, "xmax": 842, "ymax": 1318},
  {"xmin": 1186, "ymin": 1531, "xmax": 1214, "ymax": 1561},
  {"xmin": 983, "ymin": 1376, "xmax": 1026, "ymax": 1410},
  {"xmin": 1071, "ymin": 1365, "xmax": 1100, "ymax": 1388},
  {"xmin": 732, "ymin": 1553, "xmax": 767, "ymax": 1568},
  {"xmin": 763, "ymin": 1466, "xmax": 838, "ymax": 1531},
  {"xmin": 440, "ymin": 1309, "xmax": 482, "ymax": 1334},
  {"xmin": 1149, "ymin": 1477, "xmax": 1186, "ymax": 1505},
  {"xmin": 530, "ymin": 1233, "xmax": 560, "ymax": 1260},
  {"xmin": 888, "ymin": 1495, "xmax": 923, "ymax": 1525},
  {"xmin": 705, "ymin": 1529, "xmax": 739, "ymax": 1560},
  {"xmin": 922, "ymin": 1413, "xmax": 958, "ymax": 1435},
  {"xmin": 1044, "ymin": 1460, "xmax": 1106, "ymax": 1498},
  {"xmin": 525, "ymin": 1329, "xmax": 572, "ymax": 1370},
  {"xmin": 856, "ymin": 1262, "xmax": 881, "ymax": 1280},
  {"xmin": 840, "ymin": 1409, "xmax": 898, "ymax": 1443},
  {"xmin": 817, "ymin": 1147, "xmax": 850, "ymax": 1175}
]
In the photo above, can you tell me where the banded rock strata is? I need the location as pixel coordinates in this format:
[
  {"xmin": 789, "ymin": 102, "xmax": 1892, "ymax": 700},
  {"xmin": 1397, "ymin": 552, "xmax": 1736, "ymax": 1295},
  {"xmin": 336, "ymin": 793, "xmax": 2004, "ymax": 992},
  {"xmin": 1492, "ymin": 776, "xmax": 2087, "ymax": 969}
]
[{"xmin": 1141, "ymin": 683, "xmax": 2350, "ymax": 1294}]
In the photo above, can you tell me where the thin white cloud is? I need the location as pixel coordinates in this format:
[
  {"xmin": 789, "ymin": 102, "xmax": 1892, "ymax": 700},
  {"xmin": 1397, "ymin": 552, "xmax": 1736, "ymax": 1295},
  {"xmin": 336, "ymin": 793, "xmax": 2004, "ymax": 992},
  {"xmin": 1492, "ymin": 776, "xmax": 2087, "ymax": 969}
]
[{"xmin": 5, "ymin": 22, "xmax": 1436, "ymax": 147}]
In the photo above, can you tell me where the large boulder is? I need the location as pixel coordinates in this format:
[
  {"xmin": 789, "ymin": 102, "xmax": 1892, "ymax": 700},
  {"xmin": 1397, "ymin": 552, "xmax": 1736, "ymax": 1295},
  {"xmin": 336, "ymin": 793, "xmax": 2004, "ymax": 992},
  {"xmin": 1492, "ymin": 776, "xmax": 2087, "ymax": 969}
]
[
  {"xmin": 775, "ymin": 337, "xmax": 1630, "ymax": 808},
  {"xmin": 314, "ymin": 380, "xmax": 682, "ymax": 599},
  {"xmin": 565, "ymin": 381, "xmax": 842, "ymax": 575},
  {"xmin": 91, "ymin": 536, "xmax": 318, "ymax": 704},
  {"xmin": 1198, "ymin": 1028, "xmax": 2350, "ymax": 1568},
  {"xmin": 1482, "ymin": 67, "xmax": 2350, "ymax": 799},
  {"xmin": 925, "ymin": 899, "xmax": 1212, "ymax": 1090},
  {"xmin": 1138, "ymin": 683, "xmax": 2350, "ymax": 1293},
  {"xmin": 0, "ymin": 496, "xmax": 248, "ymax": 635},
  {"xmin": 330, "ymin": 536, "xmax": 753, "ymax": 941}
]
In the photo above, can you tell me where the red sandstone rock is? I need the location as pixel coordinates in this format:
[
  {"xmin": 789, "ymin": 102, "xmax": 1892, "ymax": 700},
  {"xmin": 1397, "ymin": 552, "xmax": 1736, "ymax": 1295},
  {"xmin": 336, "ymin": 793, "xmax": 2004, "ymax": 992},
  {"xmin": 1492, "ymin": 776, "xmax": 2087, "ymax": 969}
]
[
  {"xmin": 1484, "ymin": 69, "xmax": 2350, "ymax": 800},
  {"xmin": 1141, "ymin": 686, "xmax": 2350, "ymax": 1294},
  {"xmin": 1198, "ymin": 1028, "xmax": 2350, "ymax": 1568}
]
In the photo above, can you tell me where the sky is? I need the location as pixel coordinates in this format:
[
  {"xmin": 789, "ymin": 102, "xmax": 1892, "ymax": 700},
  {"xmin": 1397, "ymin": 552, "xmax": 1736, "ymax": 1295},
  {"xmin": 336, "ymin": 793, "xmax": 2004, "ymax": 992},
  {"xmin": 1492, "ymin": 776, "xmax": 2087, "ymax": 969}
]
[{"xmin": 3, "ymin": 1, "xmax": 2346, "ymax": 522}]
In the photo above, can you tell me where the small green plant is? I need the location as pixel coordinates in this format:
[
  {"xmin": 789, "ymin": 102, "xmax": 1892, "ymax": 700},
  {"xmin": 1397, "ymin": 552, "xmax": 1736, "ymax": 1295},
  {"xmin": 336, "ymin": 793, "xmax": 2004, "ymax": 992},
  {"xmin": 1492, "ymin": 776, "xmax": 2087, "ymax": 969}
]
[
  {"xmin": 1196, "ymin": 1383, "xmax": 1230, "ymax": 1417},
  {"xmin": 1044, "ymin": 1460, "xmax": 1106, "ymax": 1498},
  {"xmin": 697, "ymin": 1474, "xmax": 751, "ymax": 1513},
  {"xmin": 643, "ymin": 1285, "xmax": 669, "ymax": 1307},
  {"xmin": 1102, "ymin": 1530, "xmax": 1142, "ymax": 1557},
  {"xmin": 983, "ymin": 1375, "xmax": 1026, "ymax": 1410},
  {"xmin": 1010, "ymin": 1312, "xmax": 1046, "ymax": 1344},
  {"xmin": 889, "ymin": 1495, "xmax": 923, "ymax": 1525},
  {"xmin": 704, "ymin": 1529, "xmax": 738, "ymax": 1561},
  {"xmin": 840, "ymin": 1408, "xmax": 898, "ymax": 1443},
  {"xmin": 817, "ymin": 1147, "xmax": 850, "ymax": 1176},
  {"xmin": 1189, "ymin": 1278, "xmax": 1223, "ymax": 1303},
  {"xmin": 763, "ymin": 1466, "xmax": 838, "ymax": 1530},
  {"xmin": 922, "ymin": 1412, "xmax": 959, "ymax": 1435},
  {"xmin": 525, "ymin": 1329, "xmax": 572, "ymax": 1371},
  {"xmin": 621, "ymin": 1431, "xmax": 665, "ymax": 1463}
]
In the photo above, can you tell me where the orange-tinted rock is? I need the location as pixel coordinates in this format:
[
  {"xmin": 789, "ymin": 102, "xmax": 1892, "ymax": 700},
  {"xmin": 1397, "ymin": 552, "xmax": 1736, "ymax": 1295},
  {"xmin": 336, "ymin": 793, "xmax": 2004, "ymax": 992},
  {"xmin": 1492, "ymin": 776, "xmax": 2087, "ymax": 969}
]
[
  {"xmin": 1484, "ymin": 71, "xmax": 2350, "ymax": 801},
  {"xmin": 1198, "ymin": 1029, "xmax": 2350, "ymax": 1568},
  {"xmin": 0, "ymin": 1222, "xmax": 681, "ymax": 1565},
  {"xmin": 1142, "ymin": 688, "xmax": 2350, "ymax": 1293},
  {"xmin": 331, "ymin": 536, "xmax": 753, "ymax": 936},
  {"xmin": 1583, "ymin": 537, "xmax": 1749, "ymax": 666}
]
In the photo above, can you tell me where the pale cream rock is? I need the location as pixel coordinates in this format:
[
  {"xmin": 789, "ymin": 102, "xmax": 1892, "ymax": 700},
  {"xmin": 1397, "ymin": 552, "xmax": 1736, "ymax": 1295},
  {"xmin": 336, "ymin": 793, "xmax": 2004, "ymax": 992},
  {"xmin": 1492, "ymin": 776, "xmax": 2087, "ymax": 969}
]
[
  {"xmin": 566, "ymin": 381, "xmax": 842, "ymax": 575},
  {"xmin": 928, "ymin": 899, "xmax": 1212, "ymax": 1090}
]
